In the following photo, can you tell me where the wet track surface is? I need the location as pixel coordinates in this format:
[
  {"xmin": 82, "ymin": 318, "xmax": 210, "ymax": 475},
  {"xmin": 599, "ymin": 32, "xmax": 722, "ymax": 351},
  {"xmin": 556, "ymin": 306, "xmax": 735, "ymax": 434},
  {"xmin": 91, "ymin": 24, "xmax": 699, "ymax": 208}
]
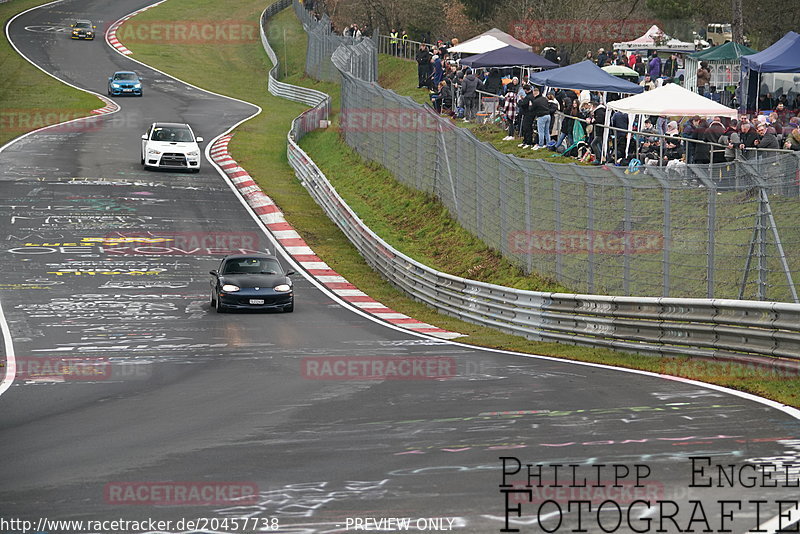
[{"xmin": 1, "ymin": 1, "xmax": 799, "ymax": 532}]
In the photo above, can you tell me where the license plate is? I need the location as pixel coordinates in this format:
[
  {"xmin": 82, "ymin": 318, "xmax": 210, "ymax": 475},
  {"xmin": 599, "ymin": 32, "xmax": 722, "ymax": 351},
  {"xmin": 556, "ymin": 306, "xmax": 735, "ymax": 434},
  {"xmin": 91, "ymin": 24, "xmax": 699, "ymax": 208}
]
[
  {"xmin": 249, "ymin": 299, "xmax": 265, "ymax": 305},
  {"xmin": 123, "ymin": 89, "xmax": 132, "ymax": 92}
]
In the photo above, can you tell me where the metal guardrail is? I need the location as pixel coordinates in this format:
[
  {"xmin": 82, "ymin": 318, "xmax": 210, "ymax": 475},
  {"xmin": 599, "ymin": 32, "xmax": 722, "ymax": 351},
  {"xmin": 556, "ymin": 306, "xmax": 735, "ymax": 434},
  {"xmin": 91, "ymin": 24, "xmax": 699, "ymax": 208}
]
[
  {"xmin": 260, "ymin": 0, "xmax": 800, "ymax": 366},
  {"xmin": 260, "ymin": 0, "xmax": 330, "ymax": 137}
]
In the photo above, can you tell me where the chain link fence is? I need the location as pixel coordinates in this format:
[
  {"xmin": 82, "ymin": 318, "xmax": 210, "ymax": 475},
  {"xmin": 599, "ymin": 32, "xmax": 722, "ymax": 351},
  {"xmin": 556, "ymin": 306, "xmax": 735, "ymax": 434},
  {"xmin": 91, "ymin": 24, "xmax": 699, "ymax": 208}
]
[
  {"xmin": 293, "ymin": 0, "xmax": 376, "ymax": 83},
  {"xmin": 292, "ymin": 0, "xmax": 800, "ymax": 303}
]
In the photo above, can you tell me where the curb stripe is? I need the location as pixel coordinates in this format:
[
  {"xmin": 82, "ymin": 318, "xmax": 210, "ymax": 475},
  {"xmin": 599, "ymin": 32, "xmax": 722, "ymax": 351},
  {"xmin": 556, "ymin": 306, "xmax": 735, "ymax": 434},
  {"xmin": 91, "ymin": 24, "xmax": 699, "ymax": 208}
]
[{"xmin": 208, "ymin": 134, "xmax": 462, "ymax": 339}]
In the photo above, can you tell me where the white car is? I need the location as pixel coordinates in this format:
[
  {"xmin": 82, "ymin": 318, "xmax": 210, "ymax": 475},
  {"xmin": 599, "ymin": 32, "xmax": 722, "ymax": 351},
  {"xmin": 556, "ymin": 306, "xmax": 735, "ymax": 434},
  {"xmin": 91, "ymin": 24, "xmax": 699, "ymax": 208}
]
[{"xmin": 141, "ymin": 122, "xmax": 203, "ymax": 173}]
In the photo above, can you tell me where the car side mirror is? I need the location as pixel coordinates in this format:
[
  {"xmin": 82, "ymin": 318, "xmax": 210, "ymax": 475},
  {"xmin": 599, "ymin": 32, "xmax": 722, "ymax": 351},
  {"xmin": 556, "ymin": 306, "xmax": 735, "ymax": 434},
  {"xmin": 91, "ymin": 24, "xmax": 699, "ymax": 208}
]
[
  {"xmin": 286, "ymin": 270, "xmax": 295, "ymax": 276},
  {"xmin": 141, "ymin": 134, "xmax": 148, "ymax": 140},
  {"xmin": 209, "ymin": 270, "xmax": 219, "ymax": 276},
  {"xmin": 196, "ymin": 136, "xmax": 204, "ymax": 143}
]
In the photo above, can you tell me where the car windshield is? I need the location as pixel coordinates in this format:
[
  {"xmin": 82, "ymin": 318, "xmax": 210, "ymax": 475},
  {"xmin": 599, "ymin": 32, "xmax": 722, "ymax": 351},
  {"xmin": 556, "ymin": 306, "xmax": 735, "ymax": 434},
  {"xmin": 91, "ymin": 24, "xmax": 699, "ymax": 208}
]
[
  {"xmin": 222, "ymin": 258, "xmax": 281, "ymax": 275},
  {"xmin": 115, "ymin": 73, "xmax": 138, "ymax": 81},
  {"xmin": 150, "ymin": 127, "xmax": 194, "ymax": 142},
  {"xmin": 75, "ymin": 22, "xmax": 92, "ymax": 29}
]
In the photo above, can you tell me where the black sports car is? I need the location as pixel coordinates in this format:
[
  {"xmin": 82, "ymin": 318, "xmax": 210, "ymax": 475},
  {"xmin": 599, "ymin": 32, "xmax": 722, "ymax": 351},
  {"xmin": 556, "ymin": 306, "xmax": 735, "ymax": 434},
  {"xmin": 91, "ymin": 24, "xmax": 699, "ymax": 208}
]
[{"xmin": 210, "ymin": 254, "xmax": 294, "ymax": 313}]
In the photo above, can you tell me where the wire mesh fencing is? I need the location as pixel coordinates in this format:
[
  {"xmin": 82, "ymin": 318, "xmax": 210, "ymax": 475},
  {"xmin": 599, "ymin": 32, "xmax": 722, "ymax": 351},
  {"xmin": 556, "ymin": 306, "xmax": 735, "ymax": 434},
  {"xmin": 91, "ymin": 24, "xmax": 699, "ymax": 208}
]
[
  {"xmin": 292, "ymin": 0, "xmax": 800, "ymax": 302},
  {"xmin": 293, "ymin": 0, "xmax": 376, "ymax": 83}
]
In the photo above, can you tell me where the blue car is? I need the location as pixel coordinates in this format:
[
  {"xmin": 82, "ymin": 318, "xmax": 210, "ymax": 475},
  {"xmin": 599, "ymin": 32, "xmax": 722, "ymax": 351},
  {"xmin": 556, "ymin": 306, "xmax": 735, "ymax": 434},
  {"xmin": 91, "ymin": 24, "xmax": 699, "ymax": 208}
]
[{"xmin": 107, "ymin": 71, "xmax": 142, "ymax": 97}]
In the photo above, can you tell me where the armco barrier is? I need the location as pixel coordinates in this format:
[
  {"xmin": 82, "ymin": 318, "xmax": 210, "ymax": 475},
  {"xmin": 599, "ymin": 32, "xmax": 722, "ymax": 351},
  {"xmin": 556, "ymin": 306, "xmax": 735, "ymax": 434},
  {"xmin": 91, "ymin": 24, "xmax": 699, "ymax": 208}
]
[{"xmin": 261, "ymin": 1, "xmax": 800, "ymax": 366}]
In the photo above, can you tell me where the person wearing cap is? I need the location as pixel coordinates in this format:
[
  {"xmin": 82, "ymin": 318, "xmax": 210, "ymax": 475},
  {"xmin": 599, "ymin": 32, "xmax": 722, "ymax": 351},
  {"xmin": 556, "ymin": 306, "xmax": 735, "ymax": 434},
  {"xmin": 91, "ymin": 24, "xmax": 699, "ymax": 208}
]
[
  {"xmin": 596, "ymin": 48, "xmax": 608, "ymax": 68},
  {"xmin": 517, "ymin": 85, "xmax": 536, "ymax": 148},
  {"xmin": 461, "ymin": 68, "xmax": 482, "ymax": 122},
  {"xmin": 502, "ymin": 88, "xmax": 519, "ymax": 141}
]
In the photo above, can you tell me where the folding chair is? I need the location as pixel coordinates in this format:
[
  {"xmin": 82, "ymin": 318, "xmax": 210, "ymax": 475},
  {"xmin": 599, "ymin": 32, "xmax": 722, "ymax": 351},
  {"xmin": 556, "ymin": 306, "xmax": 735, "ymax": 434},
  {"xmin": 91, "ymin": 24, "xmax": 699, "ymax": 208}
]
[{"xmin": 476, "ymin": 95, "xmax": 500, "ymax": 124}]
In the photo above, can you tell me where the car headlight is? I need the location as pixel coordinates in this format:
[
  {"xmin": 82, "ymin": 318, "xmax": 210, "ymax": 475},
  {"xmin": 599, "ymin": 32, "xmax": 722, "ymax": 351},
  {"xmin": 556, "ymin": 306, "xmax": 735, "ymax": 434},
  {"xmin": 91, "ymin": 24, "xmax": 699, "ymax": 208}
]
[
  {"xmin": 112, "ymin": 83, "xmax": 121, "ymax": 88},
  {"xmin": 221, "ymin": 284, "xmax": 240, "ymax": 292},
  {"xmin": 133, "ymin": 83, "xmax": 141, "ymax": 88},
  {"xmin": 273, "ymin": 284, "xmax": 291, "ymax": 292},
  {"xmin": 147, "ymin": 148, "xmax": 161, "ymax": 155}
]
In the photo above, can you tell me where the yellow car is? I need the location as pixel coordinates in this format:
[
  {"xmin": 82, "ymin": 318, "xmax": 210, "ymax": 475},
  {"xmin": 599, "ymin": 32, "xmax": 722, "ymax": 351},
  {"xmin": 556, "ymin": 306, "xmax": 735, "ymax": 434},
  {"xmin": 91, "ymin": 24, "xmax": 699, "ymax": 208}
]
[{"xmin": 70, "ymin": 20, "xmax": 95, "ymax": 40}]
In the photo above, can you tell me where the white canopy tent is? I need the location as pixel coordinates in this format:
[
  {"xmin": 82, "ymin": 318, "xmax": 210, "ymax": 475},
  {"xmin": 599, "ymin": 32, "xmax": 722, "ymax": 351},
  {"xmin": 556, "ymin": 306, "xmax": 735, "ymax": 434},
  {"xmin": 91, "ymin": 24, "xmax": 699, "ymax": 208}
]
[
  {"xmin": 449, "ymin": 28, "xmax": 532, "ymax": 55},
  {"xmin": 602, "ymin": 83, "xmax": 737, "ymax": 161},
  {"xmin": 448, "ymin": 35, "xmax": 507, "ymax": 55},
  {"xmin": 613, "ymin": 25, "xmax": 696, "ymax": 53},
  {"xmin": 606, "ymin": 83, "xmax": 738, "ymax": 116}
]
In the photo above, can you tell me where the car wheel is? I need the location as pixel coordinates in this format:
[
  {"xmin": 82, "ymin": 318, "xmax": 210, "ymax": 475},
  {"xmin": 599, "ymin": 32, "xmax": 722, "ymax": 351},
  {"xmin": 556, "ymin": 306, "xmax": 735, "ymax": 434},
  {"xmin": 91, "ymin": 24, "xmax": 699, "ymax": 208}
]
[
  {"xmin": 191, "ymin": 168, "xmax": 200, "ymax": 174},
  {"xmin": 214, "ymin": 294, "xmax": 226, "ymax": 313},
  {"xmin": 209, "ymin": 290, "xmax": 216, "ymax": 307},
  {"xmin": 140, "ymin": 155, "xmax": 145, "ymax": 165},
  {"xmin": 283, "ymin": 301, "xmax": 294, "ymax": 313}
]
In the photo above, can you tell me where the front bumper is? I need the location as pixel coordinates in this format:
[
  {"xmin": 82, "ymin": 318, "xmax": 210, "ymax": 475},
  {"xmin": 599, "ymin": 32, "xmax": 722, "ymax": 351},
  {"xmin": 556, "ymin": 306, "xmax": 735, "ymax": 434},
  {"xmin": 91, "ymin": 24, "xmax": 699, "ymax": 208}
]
[
  {"xmin": 218, "ymin": 291, "xmax": 293, "ymax": 310},
  {"xmin": 145, "ymin": 153, "xmax": 200, "ymax": 170},
  {"xmin": 110, "ymin": 87, "xmax": 142, "ymax": 96},
  {"xmin": 71, "ymin": 34, "xmax": 94, "ymax": 40}
]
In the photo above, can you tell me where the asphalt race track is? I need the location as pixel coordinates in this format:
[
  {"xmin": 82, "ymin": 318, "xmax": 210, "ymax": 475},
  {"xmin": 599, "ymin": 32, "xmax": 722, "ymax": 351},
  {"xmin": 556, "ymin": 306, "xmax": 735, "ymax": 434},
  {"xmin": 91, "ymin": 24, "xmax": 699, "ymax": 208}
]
[{"xmin": 1, "ymin": 1, "xmax": 799, "ymax": 532}]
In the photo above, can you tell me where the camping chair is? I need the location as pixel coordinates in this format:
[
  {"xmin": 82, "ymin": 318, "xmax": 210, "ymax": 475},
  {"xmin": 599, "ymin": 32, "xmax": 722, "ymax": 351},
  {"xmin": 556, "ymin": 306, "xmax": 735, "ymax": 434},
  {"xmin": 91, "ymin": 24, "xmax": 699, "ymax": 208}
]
[{"xmin": 476, "ymin": 94, "xmax": 500, "ymax": 124}]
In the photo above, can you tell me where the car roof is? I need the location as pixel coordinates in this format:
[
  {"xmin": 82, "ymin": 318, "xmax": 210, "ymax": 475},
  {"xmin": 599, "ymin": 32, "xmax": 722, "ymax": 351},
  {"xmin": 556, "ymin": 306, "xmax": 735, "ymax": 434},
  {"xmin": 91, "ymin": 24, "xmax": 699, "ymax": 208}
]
[
  {"xmin": 113, "ymin": 71, "xmax": 138, "ymax": 75},
  {"xmin": 75, "ymin": 19, "xmax": 93, "ymax": 24},
  {"xmin": 223, "ymin": 253, "xmax": 278, "ymax": 261},
  {"xmin": 151, "ymin": 122, "xmax": 192, "ymax": 129}
]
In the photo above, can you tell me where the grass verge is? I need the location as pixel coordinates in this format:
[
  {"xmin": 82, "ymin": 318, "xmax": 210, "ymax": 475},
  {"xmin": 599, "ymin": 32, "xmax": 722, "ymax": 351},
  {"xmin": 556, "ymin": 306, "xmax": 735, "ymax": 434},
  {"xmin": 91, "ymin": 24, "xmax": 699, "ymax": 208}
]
[
  {"xmin": 116, "ymin": 1, "xmax": 800, "ymax": 407},
  {"xmin": 0, "ymin": 0, "xmax": 102, "ymax": 147}
]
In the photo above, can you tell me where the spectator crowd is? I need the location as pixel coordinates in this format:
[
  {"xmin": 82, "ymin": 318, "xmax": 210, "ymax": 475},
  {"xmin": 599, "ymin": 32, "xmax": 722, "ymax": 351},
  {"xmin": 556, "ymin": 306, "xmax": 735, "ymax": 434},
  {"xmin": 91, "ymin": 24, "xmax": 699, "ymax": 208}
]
[{"xmin": 406, "ymin": 41, "xmax": 800, "ymax": 166}]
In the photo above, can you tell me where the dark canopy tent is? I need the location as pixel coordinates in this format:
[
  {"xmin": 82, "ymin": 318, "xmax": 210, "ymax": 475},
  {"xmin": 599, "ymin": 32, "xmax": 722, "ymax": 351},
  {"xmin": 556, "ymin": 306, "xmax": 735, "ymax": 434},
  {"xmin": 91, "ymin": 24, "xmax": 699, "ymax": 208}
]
[
  {"xmin": 528, "ymin": 60, "xmax": 644, "ymax": 93},
  {"xmin": 459, "ymin": 45, "xmax": 557, "ymax": 68},
  {"xmin": 739, "ymin": 31, "xmax": 800, "ymax": 112},
  {"xmin": 685, "ymin": 42, "xmax": 756, "ymax": 105}
]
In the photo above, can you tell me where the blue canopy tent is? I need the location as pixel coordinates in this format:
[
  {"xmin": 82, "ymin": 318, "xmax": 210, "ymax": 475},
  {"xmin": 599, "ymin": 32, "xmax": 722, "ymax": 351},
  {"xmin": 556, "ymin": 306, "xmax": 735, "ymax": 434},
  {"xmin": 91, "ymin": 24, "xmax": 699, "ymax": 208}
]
[
  {"xmin": 528, "ymin": 60, "xmax": 644, "ymax": 94},
  {"xmin": 740, "ymin": 31, "xmax": 800, "ymax": 113},
  {"xmin": 460, "ymin": 45, "xmax": 557, "ymax": 69}
]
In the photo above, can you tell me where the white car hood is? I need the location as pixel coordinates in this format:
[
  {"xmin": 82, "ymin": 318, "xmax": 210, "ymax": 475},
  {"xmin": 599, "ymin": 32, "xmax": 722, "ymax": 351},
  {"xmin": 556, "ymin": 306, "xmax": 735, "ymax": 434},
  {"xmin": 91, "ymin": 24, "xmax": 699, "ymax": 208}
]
[{"xmin": 146, "ymin": 141, "xmax": 198, "ymax": 153}]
